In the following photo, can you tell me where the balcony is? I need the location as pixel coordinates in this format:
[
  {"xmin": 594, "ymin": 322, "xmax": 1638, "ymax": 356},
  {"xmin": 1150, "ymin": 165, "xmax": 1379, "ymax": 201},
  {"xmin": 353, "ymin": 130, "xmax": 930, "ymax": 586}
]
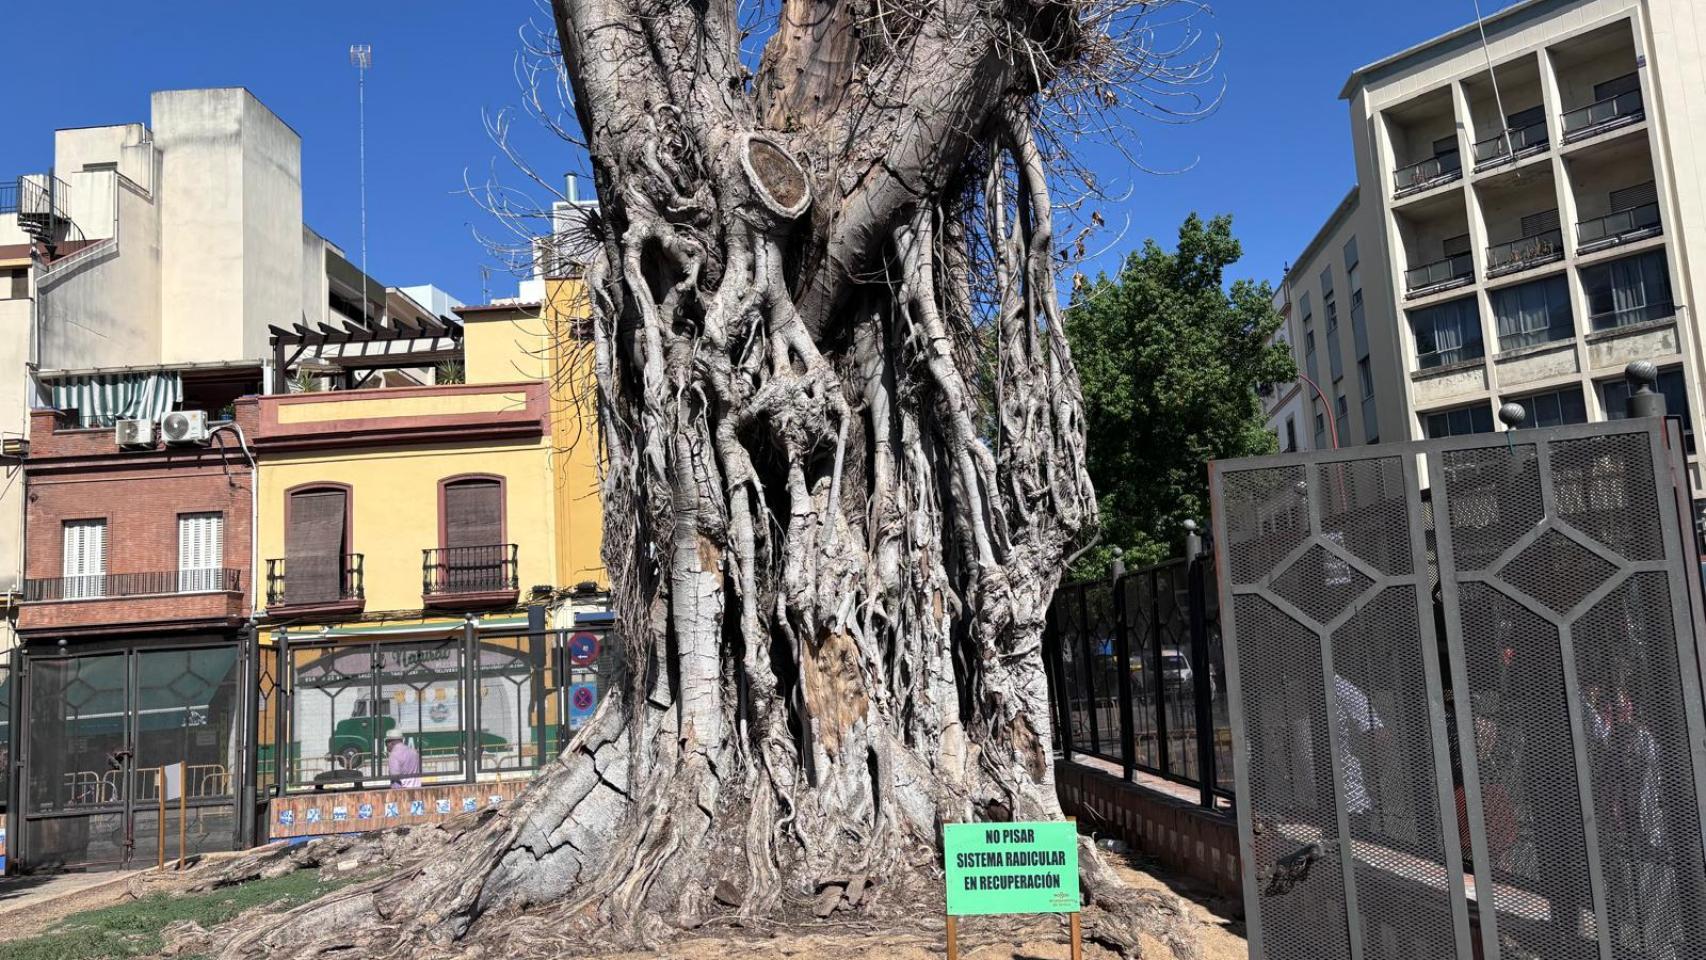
[
  {"xmin": 1576, "ymin": 202, "xmax": 1661, "ymax": 254},
  {"xmin": 1486, "ymin": 228, "xmax": 1564, "ymax": 278},
  {"xmin": 1404, "ymin": 253, "xmax": 1474, "ymax": 299},
  {"xmin": 17, "ymin": 568, "xmax": 245, "ymax": 635},
  {"xmin": 264, "ymin": 554, "xmax": 365, "ymax": 617},
  {"xmin": 423, "ymin": 544, "xmax": 519, "ymax": 608},
  {"xmin": 1472, "ymin": 120, "xmax": 1549, "ymax": 171},
  {"xmin": 1561, "ymin": 87, "xmax": 1644, "ymax": 144},
  {"xmin": 1393, "ymin": 150, "xmax": 1462, "ymax": 199}
]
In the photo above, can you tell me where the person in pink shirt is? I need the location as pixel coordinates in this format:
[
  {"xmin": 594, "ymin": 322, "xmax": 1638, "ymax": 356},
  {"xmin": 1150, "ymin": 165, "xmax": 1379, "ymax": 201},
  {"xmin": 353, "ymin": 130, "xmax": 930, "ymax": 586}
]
[{"xmin": 385, "ymin": 731, "xmax": 422, "ymax": 789}]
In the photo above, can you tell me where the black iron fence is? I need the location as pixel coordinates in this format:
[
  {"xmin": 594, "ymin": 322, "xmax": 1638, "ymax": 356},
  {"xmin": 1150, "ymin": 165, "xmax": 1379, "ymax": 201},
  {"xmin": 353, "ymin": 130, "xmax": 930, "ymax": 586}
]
[
  {"xmin": 23, "ymin": 568, "xmax": 241, "ymax": 601},
  {"xmin": 1043, "ymin": 540, "xmax": 1233, "ymax": 808},
  {"xmin": 423, "ymin": 544, "xmax": 519, "ymax": 596},
  {"xmin": 265, "ymin": 554, "xmax": 365, "ymax": 607}
]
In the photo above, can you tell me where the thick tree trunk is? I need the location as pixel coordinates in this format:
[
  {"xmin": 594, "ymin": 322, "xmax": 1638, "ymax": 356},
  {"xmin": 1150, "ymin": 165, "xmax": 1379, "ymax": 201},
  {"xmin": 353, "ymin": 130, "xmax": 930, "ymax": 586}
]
[{"xmin": 212, "ymin": 2, "xmax": 1199, "ymax": 956}]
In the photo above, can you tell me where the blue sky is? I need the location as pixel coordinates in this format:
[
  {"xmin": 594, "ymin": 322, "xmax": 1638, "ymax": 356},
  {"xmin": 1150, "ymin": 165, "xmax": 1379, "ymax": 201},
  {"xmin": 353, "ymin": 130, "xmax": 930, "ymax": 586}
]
[{"xmin": 0, "ymin": 0, "xmax": 1519, "ymax": 304}]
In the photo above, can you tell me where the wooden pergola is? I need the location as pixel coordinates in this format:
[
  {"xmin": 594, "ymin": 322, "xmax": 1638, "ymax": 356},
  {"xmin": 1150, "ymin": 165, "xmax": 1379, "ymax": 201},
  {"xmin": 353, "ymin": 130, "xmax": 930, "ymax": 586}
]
[{"xmin": 268, "ymin": 308, "xmax": 462, "ymax": 394}]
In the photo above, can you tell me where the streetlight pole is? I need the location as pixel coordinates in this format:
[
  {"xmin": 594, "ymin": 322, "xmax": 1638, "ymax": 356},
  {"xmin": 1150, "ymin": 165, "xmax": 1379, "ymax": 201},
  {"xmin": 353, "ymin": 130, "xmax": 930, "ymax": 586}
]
[{"xmin": 1295, "ymin": 371, "xmax": 1340, "ymax": 450}]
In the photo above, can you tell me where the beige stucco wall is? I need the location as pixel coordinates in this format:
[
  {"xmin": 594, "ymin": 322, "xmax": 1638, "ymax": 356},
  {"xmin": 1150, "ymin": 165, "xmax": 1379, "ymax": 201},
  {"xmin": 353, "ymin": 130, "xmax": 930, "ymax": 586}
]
[{"xmin": 155, "ymin": 88, "xmax": 304, "ymax": 364}]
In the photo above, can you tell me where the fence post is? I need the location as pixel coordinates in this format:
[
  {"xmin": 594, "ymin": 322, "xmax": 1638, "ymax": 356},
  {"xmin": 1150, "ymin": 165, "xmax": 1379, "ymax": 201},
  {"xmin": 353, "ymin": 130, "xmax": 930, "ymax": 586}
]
[
  {"xmin": 1151, "ymin": 564, "xmax": 1169, "ymax": 780},
  {"xmin": 1185, "ymin": 520, "xmax": 1215, "ymax": 809},
  {"xmin": 1077, "ymin": 583, "xmax": 1101, "ymax": 757},
  {"xmin": 1111, "ymin": 552, "xmax": 1136, "ymax": 781},
  {"xmin": 1044, "ymin": 611, "xmax": 1074, "ymax": 762}
]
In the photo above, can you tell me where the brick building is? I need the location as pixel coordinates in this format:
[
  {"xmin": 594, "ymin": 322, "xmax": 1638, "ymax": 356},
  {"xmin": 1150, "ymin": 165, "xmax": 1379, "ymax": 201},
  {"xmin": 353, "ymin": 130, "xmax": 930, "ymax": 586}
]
[{"xmin": 6, "ymin": 400, "xmax": 261, "ymax": 870}]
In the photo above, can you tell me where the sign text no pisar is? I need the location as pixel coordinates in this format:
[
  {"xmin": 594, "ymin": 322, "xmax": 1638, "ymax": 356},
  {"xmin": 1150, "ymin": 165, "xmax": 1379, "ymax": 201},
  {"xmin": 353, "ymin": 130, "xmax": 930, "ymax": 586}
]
[{"xmin": 943, "ymin": 821, "xmax": 1080, "ymax": 916}]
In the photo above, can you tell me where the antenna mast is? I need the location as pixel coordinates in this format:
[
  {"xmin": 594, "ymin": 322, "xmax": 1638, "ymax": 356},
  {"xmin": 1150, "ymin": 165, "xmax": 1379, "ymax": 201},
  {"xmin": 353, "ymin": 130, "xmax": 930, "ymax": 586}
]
[{"xmin": 350, "ymin": 43, "xmax": 373, "ymax": 326}]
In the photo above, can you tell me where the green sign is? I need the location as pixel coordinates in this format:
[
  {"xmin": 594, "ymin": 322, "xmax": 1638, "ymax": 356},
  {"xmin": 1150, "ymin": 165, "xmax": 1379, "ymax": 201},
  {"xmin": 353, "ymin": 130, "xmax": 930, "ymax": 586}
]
[{"xmin": 943, "ymin": 821, "xmax": 1080, "ymax": 916}]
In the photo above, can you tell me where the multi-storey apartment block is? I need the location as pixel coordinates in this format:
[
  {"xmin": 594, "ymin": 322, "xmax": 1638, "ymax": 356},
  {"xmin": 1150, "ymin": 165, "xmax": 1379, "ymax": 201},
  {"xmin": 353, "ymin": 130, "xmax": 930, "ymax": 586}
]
[{"xmin": 1285, "ymin": 0, "xmax": 1706, "ymax": 520}]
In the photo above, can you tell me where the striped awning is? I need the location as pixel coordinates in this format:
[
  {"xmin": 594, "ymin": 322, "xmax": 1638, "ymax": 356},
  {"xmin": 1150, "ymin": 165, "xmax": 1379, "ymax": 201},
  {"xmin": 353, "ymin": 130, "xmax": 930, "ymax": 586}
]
[{"xmin": 50, "ymin": 371, "xmax": 183, "ymax": 427}]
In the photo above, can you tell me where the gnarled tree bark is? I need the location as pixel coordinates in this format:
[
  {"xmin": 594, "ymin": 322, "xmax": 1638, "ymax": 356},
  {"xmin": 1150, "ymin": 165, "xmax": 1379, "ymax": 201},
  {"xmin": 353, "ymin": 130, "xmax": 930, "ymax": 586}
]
[{"xmin": 215, "ymin": 2, "xmax": 1210, "ymax": 957}]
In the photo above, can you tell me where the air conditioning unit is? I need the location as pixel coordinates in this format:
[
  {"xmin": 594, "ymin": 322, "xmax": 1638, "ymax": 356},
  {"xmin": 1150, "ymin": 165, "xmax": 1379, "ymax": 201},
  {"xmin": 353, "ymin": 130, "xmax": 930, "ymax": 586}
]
[
  {"xmin": 115, "ymin": 418, "xmax": 154, "ymax": 448},
  {"xmin": 160, "ymin": 410, "xmax": 211, "ymax": 445}
]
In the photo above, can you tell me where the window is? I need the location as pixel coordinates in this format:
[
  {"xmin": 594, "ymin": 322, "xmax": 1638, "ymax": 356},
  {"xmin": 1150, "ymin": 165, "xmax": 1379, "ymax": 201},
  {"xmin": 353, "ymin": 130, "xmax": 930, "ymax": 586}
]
[
  {"xmin": 286, "ymin": 486, "xmax": 350, "ymax": 604},
  {"xmin": 3, "ymin": 268, "xmax": 25, "ymax": 300},
  {"xmin": 1343, "ymin": 237, "xmax": 1359, "ymax": 270},
  {"xmin": 1594, "ymin": 72, "xmax": 1640, "ymax": 102},
  {"xmin": 62, "ymin": 519, "xmax": 107, "ymax": 599},
  {"xmin": 1442, "ymin": 233, "xmax": 1471, "ymax": 258},
  {"xmin": 1410, "ymin": 297, "xmax": 1483, "ymax": 369},
  {"xmin": 1492, "ymin": 273, "xmax": 1574, "ymax": 350},
  {"xmin": 1603, "ymin": 366, "xmax": 1694, "ymax": 452},
  {"xmin": 178, "ymin": 512, "xmax": 225, "ymax": 593},
  {"xmin": 439, "ymin": 477, "xmax": 507, "ymax": 592},
  {"xmin": 1357, "ymin": 358, "xmax": 1374, "ymax": 399},
  {"xmin": 1305, "ymin": 330, "xmax": 1316, "ymax": 357},
  {"xmin": 1505, "ymin": 387, "xmax": 1587, "ymax": 428},
  {"xmin": 1424, "ymin": 403, "xmax": 1494, "ymax": 438},
  {"xmin": 1336, "ymin": 393, "xmax": 1349, "ymax": 420},
  {"xmin": 1320, "ymin": 267, "xmax": 1335, "ymax": 301},
  {"xmin": 1581, "ymin": 250, "xmax": 1673, "ymax": 330},
  {"xmin": 1314, "ymin": 408, "xmax": 1326, "ymax": 448},
  {"xmin": 1284, "ymin": 417, "xmax": 1298, "ymax": 452},
  {"xmin": 1609, "ymin": 181, "xmax": 1658, "ymax": 213}
]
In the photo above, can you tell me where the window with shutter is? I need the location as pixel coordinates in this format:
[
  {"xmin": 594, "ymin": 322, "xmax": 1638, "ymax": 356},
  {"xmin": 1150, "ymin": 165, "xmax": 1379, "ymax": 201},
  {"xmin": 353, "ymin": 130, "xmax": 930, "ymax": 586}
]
[
  {"xmin": 1609, "ymin": 181, "xmax": 1658, "ymax": 212},
  {"xmin": 178, "ymin": 512, "xmax": 224, "ymax": 593},
  {"xmin": 63, "ymin": 519, "xmax": 107, "ymax": 599},
  {"xmin": 1520, "ymin": 208, "xmax": 1561, "ymax": 237},
  {"xmin": 442, "ymin": 479, "xmax": 505, "ymax": 591},
  {"xmin": 287, "ymin": 488, "xmax": 349, "ymax": 604}
]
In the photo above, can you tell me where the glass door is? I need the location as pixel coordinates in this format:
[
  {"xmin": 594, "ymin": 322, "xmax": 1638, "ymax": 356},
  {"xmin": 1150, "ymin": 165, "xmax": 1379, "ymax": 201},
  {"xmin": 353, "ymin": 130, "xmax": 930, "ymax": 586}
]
[
  {"xmin": 21, "ymin": 647, "xmax": 243, "ymax": 870},
  {"xmin": 23, "ymin": 653, "xmax": 132, "ymax": 868}
]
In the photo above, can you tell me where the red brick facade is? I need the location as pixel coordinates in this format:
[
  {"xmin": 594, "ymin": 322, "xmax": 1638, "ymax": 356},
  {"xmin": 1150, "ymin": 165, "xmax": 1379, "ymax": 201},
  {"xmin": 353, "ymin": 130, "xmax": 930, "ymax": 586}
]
[{"xmin": 16, "ymin": 399, "xmax": 258, "ymax": 638}]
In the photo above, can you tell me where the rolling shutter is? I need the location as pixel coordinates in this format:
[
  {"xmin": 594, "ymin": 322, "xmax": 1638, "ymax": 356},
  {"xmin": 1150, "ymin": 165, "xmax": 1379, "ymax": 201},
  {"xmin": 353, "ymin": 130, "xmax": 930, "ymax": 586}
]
[
  {"xmin": 444, "ymin": 480, "xmax": 503, "ymax": 548},
  {"xmin": 287, "ymin": 489, "xmax": 347, "ymax": 604}
]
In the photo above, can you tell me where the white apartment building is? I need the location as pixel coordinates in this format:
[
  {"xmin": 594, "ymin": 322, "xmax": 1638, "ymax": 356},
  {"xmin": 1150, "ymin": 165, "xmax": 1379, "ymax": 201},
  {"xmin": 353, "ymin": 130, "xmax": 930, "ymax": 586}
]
[
  {"xmin": 0, "ymin": 88, "xmax": 438, "ymax": 649},
  {"xmin": 1284, "ymin": 0, "xmax": 1706, "ymax": 519}
]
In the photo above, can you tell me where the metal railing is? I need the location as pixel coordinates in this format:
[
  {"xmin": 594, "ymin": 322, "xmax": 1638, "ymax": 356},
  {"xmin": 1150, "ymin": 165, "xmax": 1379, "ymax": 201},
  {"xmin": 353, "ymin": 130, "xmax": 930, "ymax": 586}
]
[
  {"xmin": 1486, "ymin": 227, "xmax": 1565, "ymax": 277},
  {"xmin": 1561, "ymin": 86, "xmax": 1644, "ymax": 142},
  {"xmin": 1393, "ymin": 150, "xmax": 1462, "ymax": 196},
  {"xmin": 1472, "ymin": 119, "xmax": 1549, "ymax": 168},
  {"xmin": 1404, "ymin": 252, "xmax": 1475, "ymax": 296},
  {"xmin": 1577, "ymin": 201, "xmax": 1661, "ymax": 250},
  {"xmin": 23, "ymin": 567, "xmax": 241, "ymax": 602},
  {"xmin": 265, "ymin": 554, "xmax": 364, "ymax": 607},
  {"xmin": 423, "ymin": 544, "xmax": 519, "ymax": 596},
  {"xmin": 1044, "ymin": 544, "xmax": 1232, "ymax": 808},
  {"xmin": 0, "ymin": 180, "xmax": 16, "ymax": 214}
]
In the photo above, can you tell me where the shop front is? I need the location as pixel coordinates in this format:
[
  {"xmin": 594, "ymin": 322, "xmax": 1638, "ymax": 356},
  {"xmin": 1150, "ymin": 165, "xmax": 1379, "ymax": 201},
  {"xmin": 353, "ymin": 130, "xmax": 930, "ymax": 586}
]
[
  {"xmin": 11, "ymin": 632, "xmax": 252, "ymax": 870},
  {"xmin": 258, "ymin": 613, "xmax": 615, "ymax": 838}
]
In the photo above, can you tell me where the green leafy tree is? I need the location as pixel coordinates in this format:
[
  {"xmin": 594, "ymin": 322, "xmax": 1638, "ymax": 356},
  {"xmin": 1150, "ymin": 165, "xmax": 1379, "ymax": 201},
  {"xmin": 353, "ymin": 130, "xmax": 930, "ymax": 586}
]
[{"xmin": 1067, "ymin": 213, "xmax": 1295, "ymax": 577}]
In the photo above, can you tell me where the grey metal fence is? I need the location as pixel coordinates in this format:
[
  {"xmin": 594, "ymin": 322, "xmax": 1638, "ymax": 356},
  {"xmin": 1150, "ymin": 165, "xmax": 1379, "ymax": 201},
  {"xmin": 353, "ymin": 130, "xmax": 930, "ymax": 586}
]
[
  {"xmin": 1210, "ymin": 418, "xmax": 1706, "ymax": 960},
  {"xmin": 1044, "ymin": 553, "xmax": 1234, "ymax": 807}
]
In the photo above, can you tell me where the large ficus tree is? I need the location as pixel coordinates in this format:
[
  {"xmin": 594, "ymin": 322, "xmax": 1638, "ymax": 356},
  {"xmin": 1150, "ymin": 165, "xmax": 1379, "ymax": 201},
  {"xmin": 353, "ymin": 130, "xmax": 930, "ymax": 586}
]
[{"xmin": 219, "ymin": 2, "xmax": 1213, "ymax": 957}]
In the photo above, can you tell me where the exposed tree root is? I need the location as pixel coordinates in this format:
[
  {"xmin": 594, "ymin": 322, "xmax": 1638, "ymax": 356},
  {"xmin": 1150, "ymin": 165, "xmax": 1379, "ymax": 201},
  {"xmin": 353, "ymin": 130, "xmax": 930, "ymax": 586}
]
[{"xmin": 197, "ymin": 1, "xmax": 1217, "ymax": 956}]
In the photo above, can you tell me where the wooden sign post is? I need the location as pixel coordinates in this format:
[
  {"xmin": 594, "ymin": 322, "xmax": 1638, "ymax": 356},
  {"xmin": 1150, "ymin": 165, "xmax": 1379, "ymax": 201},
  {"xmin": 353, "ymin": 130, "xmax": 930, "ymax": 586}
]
[
  {"xmin": 156, "ymin": 770, "xmax": 167, "ymax": 869},
  {"xmin": 159, "ymin": 761, "xmax": 186, "ymax": 870},
  {"xmin": 943, "ymin": 817, "xmax": 1081, "ymax": 960}
]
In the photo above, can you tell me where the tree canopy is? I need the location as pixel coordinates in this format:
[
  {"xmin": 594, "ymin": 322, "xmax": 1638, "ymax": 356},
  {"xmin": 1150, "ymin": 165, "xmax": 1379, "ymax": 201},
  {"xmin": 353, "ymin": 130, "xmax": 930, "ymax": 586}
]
[{"xmin": 1068, "ymin": 213, "xmax": 1294, "ymax": 576}]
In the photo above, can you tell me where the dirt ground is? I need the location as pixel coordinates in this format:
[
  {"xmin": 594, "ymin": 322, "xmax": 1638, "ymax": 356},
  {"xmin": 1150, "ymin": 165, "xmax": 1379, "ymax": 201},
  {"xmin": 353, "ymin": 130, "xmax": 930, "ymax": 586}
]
[{"xmin": 0, "ymin": 849, "xmax": 1245, "ymax": 959}]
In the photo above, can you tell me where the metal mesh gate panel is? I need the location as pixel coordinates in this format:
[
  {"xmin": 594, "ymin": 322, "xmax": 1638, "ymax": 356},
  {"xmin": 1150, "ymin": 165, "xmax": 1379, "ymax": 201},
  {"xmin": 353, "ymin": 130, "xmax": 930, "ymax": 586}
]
[{"xmin": 1213, "ymin": 420, "xmax": 1706, "ymax": 960}]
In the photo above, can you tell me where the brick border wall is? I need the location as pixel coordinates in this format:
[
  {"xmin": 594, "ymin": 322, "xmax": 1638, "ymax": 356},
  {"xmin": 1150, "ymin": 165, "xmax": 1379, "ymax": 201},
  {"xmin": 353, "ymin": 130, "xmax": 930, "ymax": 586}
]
[{"xmin": 1054, "ymin": 760, "xmax": 1242, "ymax": 908}]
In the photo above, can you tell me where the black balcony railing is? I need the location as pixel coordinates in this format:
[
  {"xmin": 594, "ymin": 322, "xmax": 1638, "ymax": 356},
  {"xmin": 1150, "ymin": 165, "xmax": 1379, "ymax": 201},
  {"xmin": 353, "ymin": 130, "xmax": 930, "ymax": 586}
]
[
  {"xmin": 1404, "ymin": 252, "xmax": 1475, "ymax": 297},
  {"xmin": 1577, "ymin": 202, "xmax": 1662, "ymax": 252},
  {"xmin": 1561, "ymin": 87, "xmax": 1644, "ymax": 142},
  {"xmin": 1486, "ymin": 227, "xmax": 1565, "ymax": 277},
  {"xmin": 423, "ymin": 544, "xmax": 519, "ymax": 597},
  {"xmin": 1393, "ymin": 150, "xmax": 1462, "ymax": 197},
  {"xmin": 1472, "ymin": 119, "xmax": 1550, "ymax": 169},
  {"xmin": 24, "ymin": 568, "xmax": 241, "ymax": 602},
  {"xmin": 265, "ymin": 554, "xmax": 364, "ymax": 607}
]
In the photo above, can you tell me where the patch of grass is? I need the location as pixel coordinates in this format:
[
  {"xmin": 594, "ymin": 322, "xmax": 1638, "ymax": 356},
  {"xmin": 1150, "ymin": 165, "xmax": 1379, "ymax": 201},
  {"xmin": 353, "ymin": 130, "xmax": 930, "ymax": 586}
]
[{"xmin": 5, "ymin": 870, "xmax": 354, "ymax": 960}]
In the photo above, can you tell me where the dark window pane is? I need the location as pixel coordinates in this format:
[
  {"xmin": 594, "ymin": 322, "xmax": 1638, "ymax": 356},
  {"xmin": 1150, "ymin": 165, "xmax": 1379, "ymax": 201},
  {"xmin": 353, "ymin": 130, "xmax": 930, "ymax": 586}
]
[
  {"xmin": 1603, "ymin": 367, "xmax": 1694, "ymax": 452},
  {"xmin": 134, "ymin": 648, "xmax": 241, "ymax": 802},
  {"xmin": 1425, "ymin": 403, "xmax": 1494, "ymax": 438},
  {"xmin": 1581, "ymin": 250, "xmax": 1673, "ymax": 330},
  {"xmin": 1411, "ymin": 297, "xmax": 1484, "ymax": 369},
  {"xmin": 1493, "ymin": 274, "xmax": 1574, "ymax": 350}
]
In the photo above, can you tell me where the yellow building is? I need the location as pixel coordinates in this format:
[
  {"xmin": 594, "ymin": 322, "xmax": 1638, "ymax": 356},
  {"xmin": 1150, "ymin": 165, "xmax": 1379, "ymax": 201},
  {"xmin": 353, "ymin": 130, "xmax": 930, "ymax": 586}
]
[{"xmin": 249, "ymin": 282, "xmax": 609, "ymax": 815}]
